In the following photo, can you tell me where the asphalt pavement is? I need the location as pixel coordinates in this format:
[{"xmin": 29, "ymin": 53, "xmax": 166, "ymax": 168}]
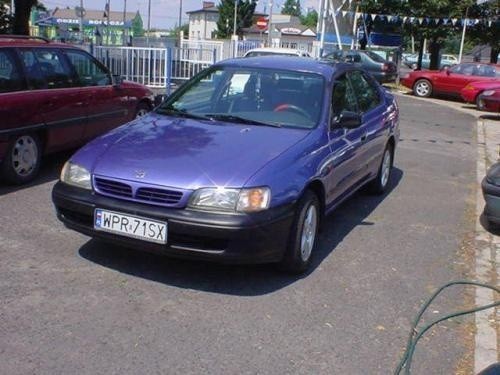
[{"xmin": 0, "ymin": 95, "xmax": 481, "ymax": 374}]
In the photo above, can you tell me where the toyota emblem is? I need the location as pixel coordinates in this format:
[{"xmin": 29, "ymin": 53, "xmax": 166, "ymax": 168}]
[{"xmin": 135, "ymin": 170, "xmax": 146, "ymax": 178}]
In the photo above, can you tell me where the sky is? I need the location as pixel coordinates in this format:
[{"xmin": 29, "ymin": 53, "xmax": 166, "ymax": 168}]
[{"xmin": 40, "ymin": 0, "xmax": 319, "ymax": 30}]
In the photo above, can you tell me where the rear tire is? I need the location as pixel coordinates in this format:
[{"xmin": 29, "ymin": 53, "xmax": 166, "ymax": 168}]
[
  {"xmin": 1, "ymin": 134, "xmax": 41, "ymax": 185},
  {"xmin": 413, "ymin": 79, "xmax": 432, "ymax": 98},
  {"xmin": 279, "ymin": 190, "xmax": 320, "ymax": 274}
]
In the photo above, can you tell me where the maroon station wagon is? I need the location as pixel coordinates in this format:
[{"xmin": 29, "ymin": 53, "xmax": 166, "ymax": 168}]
[{"xmin": 0, "ymin": 35, "xmax": 155, "ymax": 184}]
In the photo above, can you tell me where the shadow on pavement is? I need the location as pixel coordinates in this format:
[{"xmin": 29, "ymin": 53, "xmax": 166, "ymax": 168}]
[
  {"xmin": 0, "ymin": 151, "xmax": 71, "ymax": 196},
  {"xmin": 79, "ymin": 168, "xmax": 404, "ymax": 296},
  {"xmin": 480, "ymin": 114, "xmax": 500, "ymax": 121}
]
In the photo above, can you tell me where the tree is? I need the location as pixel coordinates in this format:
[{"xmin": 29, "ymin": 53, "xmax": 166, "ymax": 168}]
[
  {"xmin": 281, "ymin": 0, "xmax": 301, "ymax": 17},
  {"xmin": 132, "ymin": 12, "xmax": 144, "ymax": 37},
  {"xmin": 169, "ymin": 23, "xmax": 189, "ymax": 38},
  {"xmin": 360, "ymin": 0, "xmax": 470, "ymax": 70},
  {"xmin": 13, "ymin": 0, "xmax": 37, "ymax": 35},
  {"xmin": 0, "ymin": 0, "xmax": 13, "ymax": 33},
  {"xmin": 466, "ymin": 1, "xmax": 500, "ymax": 63},
  {"xmin": 300, "ymin": 9, "xmax": 318, "ymax": 28},
  {"xmin": 216, "ymin": 0, "xmax": 257, "ymax": 39}
]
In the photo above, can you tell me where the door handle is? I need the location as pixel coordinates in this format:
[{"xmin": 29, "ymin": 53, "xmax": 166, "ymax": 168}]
[{"xmin": 361, "ymin": 133, "xmax": 367, "ymax": 142}]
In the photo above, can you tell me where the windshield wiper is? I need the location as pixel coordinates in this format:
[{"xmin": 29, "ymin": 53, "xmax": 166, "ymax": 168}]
[
  {"xmin": 156, "ymin": 107, "xmax": 212, "ymax": 121},
  {"xmin": 204, "ymin": 114, "xmax": 282, "ymax": 128}
]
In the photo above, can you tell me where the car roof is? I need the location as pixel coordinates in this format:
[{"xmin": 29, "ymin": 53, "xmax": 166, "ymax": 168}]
[
  {"xmin": 245, "ymin": 47, "xmax": 308, "ymax": 55},
  {"xmin": 0, "ymin": 35, "xmax": 71, "ymax": 48},
  {"xmin": 215, "ymin": 56, "xmax": 346, "ymax": 79}
]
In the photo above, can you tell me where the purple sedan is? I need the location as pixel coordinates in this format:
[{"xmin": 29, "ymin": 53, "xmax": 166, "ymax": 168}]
[{"xmin": 52, "ymin": 56, "xmax": 400, "ymax": 273}]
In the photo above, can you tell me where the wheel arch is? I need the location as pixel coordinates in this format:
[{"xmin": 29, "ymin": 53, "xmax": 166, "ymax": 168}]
[{"xmin": 303, "ymin": 180, "xmax": 326, "ymax": 219}]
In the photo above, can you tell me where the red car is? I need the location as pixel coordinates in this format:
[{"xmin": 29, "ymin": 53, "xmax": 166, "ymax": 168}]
[
  {"xmin": 0, "ymin": 35, "xmax": 155, "ymax": 184},
  {"xmin": 460, "ymin": 80, "xmax": 500, "ymax": 108},
  {"xmin": 401, "ymin": 62, "xmax": 499, "ymax": 98},
  {"xmin": 477, "ymin": 88, "xmax": 500, "ymax": 112}
]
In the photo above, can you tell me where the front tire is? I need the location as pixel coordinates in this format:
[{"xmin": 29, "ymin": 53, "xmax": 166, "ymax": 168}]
[
  {"xmin": 367, "ymin": 144, "xmax": 394, "ymax": 195},
  {"xmin": 279, "ymin": 190, "xmax": 320, "ymax": 274},
  {"xmin": 1, "ymin": 134, "xmax": 41, "ymax": 185},
  {"xmin": 476, "ymin": 93, "xmax": 485, "ymax": 110},
  {"xmin": 135, "ymin": 102, "xmax": 151, "ymax": 118},
  {"xmin": 413, "ymin": 79, "xmax": 432, "ymax": 98}
]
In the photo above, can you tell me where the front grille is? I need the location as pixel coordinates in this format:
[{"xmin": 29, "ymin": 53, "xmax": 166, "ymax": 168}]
[
  {"xmin": 93, "ymin": 176, "xmax": 185, "ymax": 207},
  {"xmin": 136, "ymin": 187, "xmax": 183, "ymax": 205},
  {"xmin": 95, "ymin": 177, "xmax": 133, "ymax": 198}
]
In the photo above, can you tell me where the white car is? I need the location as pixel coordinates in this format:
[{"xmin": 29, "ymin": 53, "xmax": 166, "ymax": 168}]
[{"xmin": 243, "ymin": 47, "xmax": 311, "ymax": 58}]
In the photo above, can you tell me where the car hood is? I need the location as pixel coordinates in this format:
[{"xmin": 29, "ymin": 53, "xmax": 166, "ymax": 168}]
[{"xmin": 87, "ymin": 113, "xmax": 309, "ymax": 189}]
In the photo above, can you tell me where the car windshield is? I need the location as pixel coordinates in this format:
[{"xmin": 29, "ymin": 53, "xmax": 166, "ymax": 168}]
[
  {"xmin": 364, "ymin": 51, "xmax": 387, "ymax": 63},
  {"xmin": 158, "ymin": 66, "xmax": 325, "ymax": 129}
]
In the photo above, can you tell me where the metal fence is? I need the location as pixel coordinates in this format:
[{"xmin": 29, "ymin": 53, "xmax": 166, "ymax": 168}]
[
  {"xmin": 92, "ymin": 40, "xmax": 316, "ymax": 91},
  {"xmin": 93, "ymin": 45, "xmax": 217, "ymax": 92}
]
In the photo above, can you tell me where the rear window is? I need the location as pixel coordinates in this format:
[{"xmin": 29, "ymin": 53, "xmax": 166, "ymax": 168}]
[
  {"xmin": 0, "ymin": 49, "xmax": 24, "ymax": 93},
  {"xmin": 364, "ymin": 51, "xmax": 387, "ymax": 63},
  {"xmin": 19, "ymin": 48, "xmax": 74, "ymax": 89}
]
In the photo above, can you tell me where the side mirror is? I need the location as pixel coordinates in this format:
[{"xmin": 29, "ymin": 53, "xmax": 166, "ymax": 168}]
[
  {"xmin": 112, "ymin": 74, "xmax": 123, "ymax": 87},
  {"xmin": 333, "ymin": 111, "xmax": 362, "ymax": 129}
]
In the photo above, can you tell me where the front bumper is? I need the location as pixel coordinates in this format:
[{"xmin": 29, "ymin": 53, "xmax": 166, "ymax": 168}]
[
  {"xmin": 52, "ymin": 182, "xmax": 296, "ymax": 264},
  {"xmin": 482, "ymin": 177, "xmax": 500, "ymax": 224}
]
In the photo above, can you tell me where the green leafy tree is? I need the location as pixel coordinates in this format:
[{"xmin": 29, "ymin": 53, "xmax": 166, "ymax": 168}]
[
  {"xmin": 169, "ymin": 23, "xmax": 189, "ymax": 38},
  {"xmin": 216, "ymin": 0, "xmax": 257, "ymax": 39},
  {"xmin": 466, "ymin": 1, "xmax": 499, "ymax": 63},
  {"xmin": 132, "ymin": 11, "xmax": 144, "ymax": 37},
  {"xmin": 0, "ymin": 0, "xmax": 13, "ymax": 33},
  {"xmin": 281, "ymin": 0, "xmax": 301, "ymax": 17},
  {"xmin": 300, "ymin": 9, "xmax": 318, "ymax": 28}
]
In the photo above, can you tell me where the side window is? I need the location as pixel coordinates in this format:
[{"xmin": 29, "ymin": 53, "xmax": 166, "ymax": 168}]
[
  {"xmin": 332, "ymin": 74, "xmax": 357, "ymax": 118},
  {"xmin": 348, "ymin": 70, "xmax": 381, "ymax": 113},
  {"xmin": 19, "ymin": 49, "xmax": 73, "ymax": 89},
  {"xmin": 0, "ymin": 49, "xmax": 24, "ymax": 93},
  {"xmin": 65, "ymin": 50, "xmax": 111, "ymax": 87},
  {"xmin": 451, "ymin": 64, "xmax": 475, "ymax": 76}
]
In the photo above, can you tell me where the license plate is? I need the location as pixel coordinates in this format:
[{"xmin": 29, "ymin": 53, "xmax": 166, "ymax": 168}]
[{"xmin": 94, "ymin": 209, "xmax": 167, "ymax": 244}]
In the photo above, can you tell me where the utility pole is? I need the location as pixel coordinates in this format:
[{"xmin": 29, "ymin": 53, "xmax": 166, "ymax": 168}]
[
  {"xmin": 122, "ymin": 0, "xmax": 127, "ymax": 45},
  {"xmin": 79, "ymin": 0, "xmax": 84, "ymax": 42},
  {"xmin": 105, "ymin": 0, "xmax": 110, "ymax": 45},
  {"xmin": 146, "ymin": 0, "xmax": 151, "ymax": 46},
  {"xmin": 458, "ymin": 7, "xmax": 469, "ymax": 63},
  {"xmin": 178, "ymin": 0, "xmax": 182, "ymax": 29},
  {"xmin": 233, "ymin": 0, "xmax": 238, "ymax": 38},
  {"xmin": 267, "ymin": 1, "xmax": 273, "ymax": 47}
]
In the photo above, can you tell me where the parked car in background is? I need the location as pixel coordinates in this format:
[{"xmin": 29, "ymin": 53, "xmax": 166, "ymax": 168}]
[
  {"xmin": 243, "ymin": 47, "xmax": 311, "ymax": 58},
  {"xmin": 321, "ymin": 49, "xmax": 397, "ymax": 83},
  {"xmin": 401, "ymin": 62, "xmax": 499, "ymax": 98},
  {"xmin": 402, "ymin": 53, "xmax": 458, "ymax": 70},
  {"xmin": 0, "ymin": 35, "xmax": 155, "ymax": 184},
  {"xmin": 477, "ymin": 88, "xmax": 500, "ymax": 112},
  {"xmin": 52, "ymin": 56, "xmax": 399, "ymax": 273},
  {"xmin": 460, "ymin": 80, "xmax": 500, "ymax": 108}
]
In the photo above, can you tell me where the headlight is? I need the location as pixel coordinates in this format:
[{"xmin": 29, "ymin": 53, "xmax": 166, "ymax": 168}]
[
  {"xmin": 189, "ymin": 187, "xmax": 271, "ymax": 213},
  {"xmin": 60, "ymin": 161, "xmax": 91, "ymax": 190},
  {"xmin": 482, "ymin": 90, "xmax": 495, "ymax": 97}
]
